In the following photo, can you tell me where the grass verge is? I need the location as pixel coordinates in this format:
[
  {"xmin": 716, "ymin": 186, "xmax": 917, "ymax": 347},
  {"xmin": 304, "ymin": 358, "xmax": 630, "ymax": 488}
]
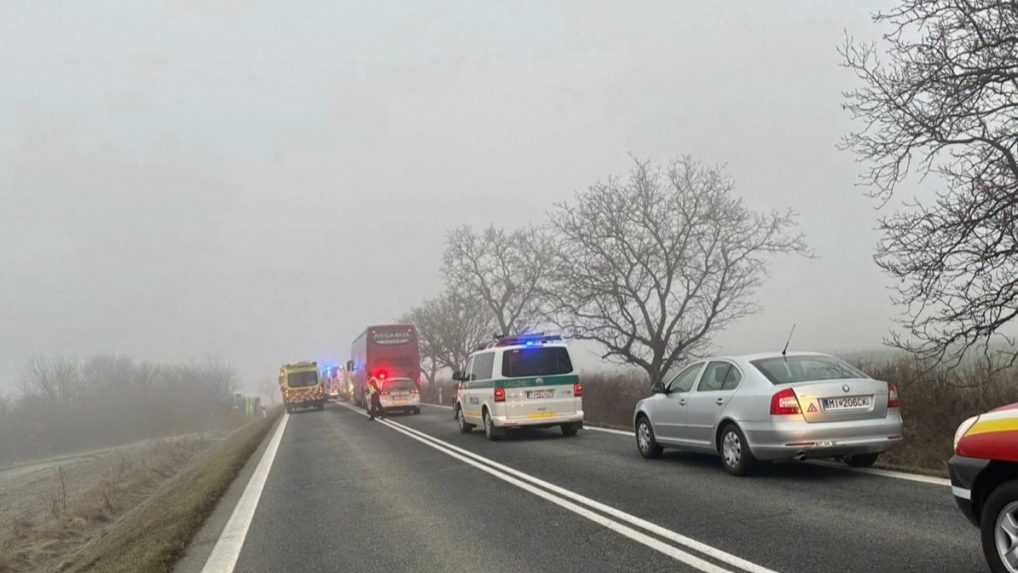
[{"xmin": 60, "ymin": 410, "xmax": 280, "ymax": 573}]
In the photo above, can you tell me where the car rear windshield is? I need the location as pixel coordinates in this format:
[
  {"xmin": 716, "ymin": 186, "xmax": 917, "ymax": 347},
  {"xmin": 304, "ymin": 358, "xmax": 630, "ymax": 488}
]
[
  {"xmin": 751, "ymin": 356, "xmax": 868, "ymax": 385},
  {"xmin": 386, "ymin": 379, "xmax": 416, "ymax": 391},
  {"xmin": 286, "ymin": 371, "xmax": 318, "ymax": 387},
  {"xmin": 501, "ymin": 347, "xmax": 573, "ymax": 378}
]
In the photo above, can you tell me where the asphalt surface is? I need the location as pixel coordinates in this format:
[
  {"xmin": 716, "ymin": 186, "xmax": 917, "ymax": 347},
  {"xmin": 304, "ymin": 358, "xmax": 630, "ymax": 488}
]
[{"xmin": 225, "ymin": 403, "xmax": 986, "ymax": 572}]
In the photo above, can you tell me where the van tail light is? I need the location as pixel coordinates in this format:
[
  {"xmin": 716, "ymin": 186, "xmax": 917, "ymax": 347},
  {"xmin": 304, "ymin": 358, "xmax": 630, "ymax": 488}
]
[
  {"xmin": 888, "ymin": 384, "xmax": 900, "ymax": 408},
  {"xmin": 770, "ymin": 388, "xmax": 801, "ymax": 416},
  {"xmin": 494, "ymin": 387, "xmax": 506, "ymax": 402},
  {"xmin": 573, "ymin": 383, "xmax": 583, "ymax": 397}
]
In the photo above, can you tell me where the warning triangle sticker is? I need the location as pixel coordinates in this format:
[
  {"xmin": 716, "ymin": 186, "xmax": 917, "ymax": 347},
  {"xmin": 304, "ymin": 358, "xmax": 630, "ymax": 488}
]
[{"xmin": 807, "ymin": 403, "xmax": 818, "ymax": 413}]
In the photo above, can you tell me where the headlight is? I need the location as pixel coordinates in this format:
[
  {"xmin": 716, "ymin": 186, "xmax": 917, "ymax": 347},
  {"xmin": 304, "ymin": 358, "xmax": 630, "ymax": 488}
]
[{"xmin": 954, "ymin": 416, "xmax": 979, "ymax": 452}]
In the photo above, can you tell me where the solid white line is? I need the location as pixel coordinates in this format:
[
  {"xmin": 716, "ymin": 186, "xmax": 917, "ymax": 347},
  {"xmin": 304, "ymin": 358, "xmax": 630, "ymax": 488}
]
[
  {"xmin": 585, "ymin": 425, "xmax": 634, "ymax": 437},
  {"xmin": 422, "ymin": 402, "xmax": 453, "ymax": 410},
  {"xmin": 585, "ymin": 424, "xmax": 951, "ymax": 488},
  {"xmin": 383, "ymin": 417, "xmax": 776, "ymax": 573},
  {"xmin": 200, "ymin": 413, "xmax": 289, "ymax": 573},
  {"xmin": 807, "ymin": 460, "xmax": 950, "ymax": 487},
  {"xmin": 377, "ymin": 419, "xmax": 734, "ymax": 573}
]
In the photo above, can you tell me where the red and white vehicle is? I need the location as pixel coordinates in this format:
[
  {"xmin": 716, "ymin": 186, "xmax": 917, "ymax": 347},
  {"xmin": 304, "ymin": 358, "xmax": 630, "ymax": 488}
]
[
  {"xmin": 950, "ymin": 403, "xmax": 1018, "ymax": 573},
  {"xmin": 347, "ymin": 324, "xmax": 421, "ymax": 408}
]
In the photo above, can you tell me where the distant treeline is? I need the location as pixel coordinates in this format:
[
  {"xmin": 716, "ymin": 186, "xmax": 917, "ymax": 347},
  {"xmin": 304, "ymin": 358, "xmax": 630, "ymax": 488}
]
[{"xmin": 0, "ymin": 354, "xmax": 242, "ymax": 464}]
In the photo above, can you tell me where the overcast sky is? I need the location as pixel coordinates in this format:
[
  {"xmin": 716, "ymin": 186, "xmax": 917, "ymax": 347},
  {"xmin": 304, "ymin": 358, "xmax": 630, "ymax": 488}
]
[{"xmin": 2, "ymin": 1, "xmax": 907, "ymax": 392}]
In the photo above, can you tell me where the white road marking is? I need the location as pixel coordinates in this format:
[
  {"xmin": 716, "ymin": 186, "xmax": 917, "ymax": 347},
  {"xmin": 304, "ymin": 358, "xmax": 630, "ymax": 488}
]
[
  {"xmin": 200, "ymin": 413, "xmax": 289, "ymax": 573},
  {"xmin": 380, "ymin": 415, "xmax": 777, "ymax": 573},
  {"xmin": 377, "ymin": 419, "xmax": 736, "ymax": 573},
  {"xmin": 585, "ymin": 425, "xmax": 634, "ymax": 437},
  {"xmin": 808, "ymin": 460, "xmax": 950, "ymax": 487},
  {"xmin": 422, "ymin": 402, "xmax": 453, "ymax": 410},
  {"xmin": 584, "ymin": 423, "xmax": 952, "ymax": 487}
]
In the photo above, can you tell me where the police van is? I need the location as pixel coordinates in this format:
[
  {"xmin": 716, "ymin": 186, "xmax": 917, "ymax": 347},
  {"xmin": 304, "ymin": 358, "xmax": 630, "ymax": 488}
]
[{"xmin": 453, "ymin": 334, "xmax": 583, "ymax": 441}]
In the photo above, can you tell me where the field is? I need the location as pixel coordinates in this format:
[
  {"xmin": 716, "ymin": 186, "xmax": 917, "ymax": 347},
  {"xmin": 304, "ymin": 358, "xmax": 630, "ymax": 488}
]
[{"xmin": 0, "ymin": 436, "xmax": 214, "ymax": 572}]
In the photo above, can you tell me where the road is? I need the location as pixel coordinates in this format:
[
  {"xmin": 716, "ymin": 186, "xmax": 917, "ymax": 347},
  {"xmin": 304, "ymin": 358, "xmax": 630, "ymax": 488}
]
[{"xmin": 200, "ymin": 403, "xmax": 986, "ymax": 573}]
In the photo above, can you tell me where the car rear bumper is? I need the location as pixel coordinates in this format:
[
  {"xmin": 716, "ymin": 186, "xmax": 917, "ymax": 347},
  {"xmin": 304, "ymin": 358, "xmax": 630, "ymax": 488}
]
[
  {"xmin": 493, "ymin": 411, "xmax": 584, "ymax": 429},
  {"xmin": 949, "ymin": 455, "xmax": 990, "ymax": 526},
  {"xmin": 743, "ymin": 414, "xmax": 904, "ymax": 461},
  {"xmin": 380, "ymin": 400, "xmax": 420, "ymax": 410}
]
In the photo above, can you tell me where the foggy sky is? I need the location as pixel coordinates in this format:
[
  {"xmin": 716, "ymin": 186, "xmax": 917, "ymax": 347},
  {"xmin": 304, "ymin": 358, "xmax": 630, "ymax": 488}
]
[{"xmin": 2, "ymin": 1, "xmax": 903, "ymax": 392}]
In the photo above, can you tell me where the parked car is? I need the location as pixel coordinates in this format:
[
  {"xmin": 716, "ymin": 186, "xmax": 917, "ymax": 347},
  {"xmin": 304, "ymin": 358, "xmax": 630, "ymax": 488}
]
[
  {"xmin": 950, "ymin": 403, "xmax": 1018, "ymax": 573},
  {"xmin": 632, "ymin": 352, "xmax": 904, "ymax": 475},
  {"xmin": 379, "ymin": 377, "xmax": 421, "ymax": 415},
  {"xmin": 454, "ymin": 334, "xmax": 583, "ymax": 441}
]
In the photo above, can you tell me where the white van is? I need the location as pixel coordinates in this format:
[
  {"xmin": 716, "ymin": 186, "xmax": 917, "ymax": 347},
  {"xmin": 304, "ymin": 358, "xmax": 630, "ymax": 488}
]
[{"xmin": 454, "ymin": 335, "xmax": 583, "ymax": 441}]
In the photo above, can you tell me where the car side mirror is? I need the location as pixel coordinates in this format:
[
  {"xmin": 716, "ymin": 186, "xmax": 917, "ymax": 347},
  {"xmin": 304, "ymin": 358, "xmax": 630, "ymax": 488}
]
[{"xmin": 651, "ymin": 382, "xmax": 667, "ymax": 395}]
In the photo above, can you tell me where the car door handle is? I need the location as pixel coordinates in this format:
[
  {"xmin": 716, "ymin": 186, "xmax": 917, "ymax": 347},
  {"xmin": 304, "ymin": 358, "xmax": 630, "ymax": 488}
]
[{"xmin": 715, "ymin": 398, "xmax": 725, "ymax": 406}]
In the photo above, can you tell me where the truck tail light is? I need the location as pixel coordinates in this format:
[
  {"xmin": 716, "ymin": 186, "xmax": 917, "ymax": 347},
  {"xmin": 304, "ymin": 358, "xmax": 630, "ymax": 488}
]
[
  {"xmin": 770, "ymin": 388, "xmax": 801, "ymax": 416},
  {"xmin": 573, "ymin": 383, "xmax": 583, "ymax": 397},
  {"xmin": 494, "ymin": 387, "xmax": 506, "ymax": 402},
  {"xmin": 887, "ymin": 383, "xmax": 900, "ymax": 408}
]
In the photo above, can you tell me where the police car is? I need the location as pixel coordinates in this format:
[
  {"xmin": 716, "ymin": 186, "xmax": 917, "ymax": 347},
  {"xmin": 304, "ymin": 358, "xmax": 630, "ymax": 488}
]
[
  {"xmin": 453, "ymin": 334, "xmax": 583, "ymax": 441},
  {"xmin": 950, "ymin": 403, "xmax": 1018, "ymax": 573},
  {"xmin": 379, "ymin": 377, "xmax": 421, "ymax": 415}
]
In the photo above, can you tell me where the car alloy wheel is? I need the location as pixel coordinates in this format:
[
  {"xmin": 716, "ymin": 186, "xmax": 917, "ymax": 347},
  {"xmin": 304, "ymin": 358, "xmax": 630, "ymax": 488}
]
[
  {"xmin": 722, "ymin": 430, "xmax": 742, "ymax": 469},
  {"xmin": 637, "ymin": 422, "xmax": 652, "ymax": 453},
  {"xmin": 995, "ymin": 501, "xmax": 1018, "ymax": 572}
]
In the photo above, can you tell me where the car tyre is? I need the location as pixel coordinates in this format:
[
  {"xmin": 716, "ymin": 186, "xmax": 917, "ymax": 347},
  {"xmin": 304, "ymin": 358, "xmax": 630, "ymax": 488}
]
[
  {"xmin": 719, "ymin": 424, "xmax": 756, "ymax": 476},
  {"xmin": 561, "ymin": 422, "xmax": 580, "ymax": 437},
  {"xmin": 483, "ymin": 409, "xmax": 501, "ymax": 442},
  {"xmin": 636, "ymin": 416, "xmax": 662, "ymax": 459},
  {"xmin": 844, "ymin": 453, "xmax": 879, "ymax": 468},
  {"xmin": 981, "ymin": 480, "xmax": 1018, "ymax": 573},
  {"xmin": 456, "ymin": 406, "xmax": 474, "ymax": 433}
]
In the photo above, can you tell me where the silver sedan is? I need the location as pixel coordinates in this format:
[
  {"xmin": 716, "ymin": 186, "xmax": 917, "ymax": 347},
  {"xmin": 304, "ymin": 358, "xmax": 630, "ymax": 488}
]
[{"xmin": 632, "ymin": 352, "xmax": 904, "ymax": 476}]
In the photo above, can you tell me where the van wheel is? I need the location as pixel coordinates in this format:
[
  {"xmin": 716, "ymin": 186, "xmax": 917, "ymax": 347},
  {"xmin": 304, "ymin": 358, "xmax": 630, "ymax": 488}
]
[
  {"xmin": 981, "ymin": 480, "xmax": 1018, "ymax": 573},
  {"xmin": 844, "ymin": 453, "xmax": 879, "ymax": 468},
  {"xmin": 456, "ymin": 406, "xmax": 474, "ymax": 433},
  {"xmin": 561, "ymin": 423, "xmax": 580, "ymax": 437},
  {"xmin": 483, "ymin": 410, "xmax": 501, "ymax": 441},
  {"xmin": 720, "ymin": 424, "xmax": 756, "ymax": 476},
  {"xmin": 636, "ymin": 416, "xmax": 662, "ymax": 459}
]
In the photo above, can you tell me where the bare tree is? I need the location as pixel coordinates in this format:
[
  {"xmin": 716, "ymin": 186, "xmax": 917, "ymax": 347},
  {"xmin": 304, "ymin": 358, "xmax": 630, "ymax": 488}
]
[
  {"xmin": 842, "ymin": 0, "xmax": 1018, "ymax": 368},
  {"xmin": 403, "ymin": 291, "xmax": 494, "ymax": 377},
  {"xmin": 443, "ymin": 225, "xmax": 555, "ymax": 336},
  {"xmin": 398, "ymin": 307, "xmax": 441, "ymax": 386},
  {"xmin": 546, "ymin": 156, "xmax": 808, "ymax": 386}
]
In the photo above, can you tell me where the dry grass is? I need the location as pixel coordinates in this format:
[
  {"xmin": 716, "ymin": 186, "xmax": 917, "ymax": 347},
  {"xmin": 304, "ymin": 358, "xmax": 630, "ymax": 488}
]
[
  {"xmin": 0, "ymin": 437, "xmax": 213, "ymax": 573},
  {"xmin": 60, "ymin": 409, "xmax": 280, "ymax": 573}
]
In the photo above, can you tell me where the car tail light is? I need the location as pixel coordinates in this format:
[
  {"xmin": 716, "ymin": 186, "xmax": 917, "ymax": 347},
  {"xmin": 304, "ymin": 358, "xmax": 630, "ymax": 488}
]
[
  {"xmin": 573, "ymin": 383, "xmax": 583, "ymax": 397},
  {"xmin": 410, "ymin": 387, "xmax": 419, "ymax": 394},
  {"xmin": 887, "ymin": 384, "xmax": 899, "ymax": 408},
  {"xmin": 494, "ymin": 387, "xmax": 506, "ymax": 402},
  {"xmin": 770, "ymin": 388, "xmax": 801, "ymax": 416}
]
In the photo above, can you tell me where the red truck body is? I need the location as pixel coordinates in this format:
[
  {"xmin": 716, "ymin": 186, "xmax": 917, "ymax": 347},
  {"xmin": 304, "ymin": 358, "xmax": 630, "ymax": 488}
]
[{"xmin": 348, "ymin": 324, "xmax": 420, "ymax": 407}]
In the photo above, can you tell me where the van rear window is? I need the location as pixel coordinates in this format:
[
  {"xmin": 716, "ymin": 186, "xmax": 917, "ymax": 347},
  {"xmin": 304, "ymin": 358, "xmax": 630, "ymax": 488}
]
[
  {"xmin": 286, "ymin": 371, "xmax": 318, "ymax": 388},
  {"xmin": 501, "ymin": 347, "xmax": 573, "ymax": 378}
]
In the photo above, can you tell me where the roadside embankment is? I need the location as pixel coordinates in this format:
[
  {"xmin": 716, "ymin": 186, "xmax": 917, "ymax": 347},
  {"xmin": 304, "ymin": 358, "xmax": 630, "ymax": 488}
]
[{"xmin": 0, "ymin": 409, "xmax": 282, "ymax": 573}]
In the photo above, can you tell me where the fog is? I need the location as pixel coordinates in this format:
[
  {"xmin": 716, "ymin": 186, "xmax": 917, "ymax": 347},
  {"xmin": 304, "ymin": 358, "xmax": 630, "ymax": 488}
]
[{"xmin": 2, "ymin": 1, "xmax": 898, "ymax": 393}]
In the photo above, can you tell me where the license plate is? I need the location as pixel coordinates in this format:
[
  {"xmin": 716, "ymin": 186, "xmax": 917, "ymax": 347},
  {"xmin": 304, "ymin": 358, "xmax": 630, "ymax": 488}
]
[
  {"xmin": 821, "ymin": 395, "xmax": 872, "ymax": 411},
  {"xmin": 527, "ymin": 411, "xmax": 556, "ymax": 419},
  {"xmin": 527, "ymin": 389, "xmax": 554, "ymax": 400}
]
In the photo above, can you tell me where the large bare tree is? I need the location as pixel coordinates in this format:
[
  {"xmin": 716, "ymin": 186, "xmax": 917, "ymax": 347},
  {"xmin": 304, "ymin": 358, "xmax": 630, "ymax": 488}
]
[
  {"xmin": 403, "ymin": 291, "xmax": 494, "ymax": 377},
  {"xmin": 842, "ymin": 0, "xmax": 1018, "ymax": 368},
  {"xmin": 546, "ymin": 156, "xmax": 807, "ymax": 386},
  {"xmin": 443, "ymin": 225, "xmax": 555, "ymax": 337}
]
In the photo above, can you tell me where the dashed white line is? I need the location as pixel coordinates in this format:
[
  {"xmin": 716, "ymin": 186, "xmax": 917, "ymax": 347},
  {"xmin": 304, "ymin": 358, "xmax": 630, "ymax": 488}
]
[{"xmin": 200, "ymin": 413, "xmax": 289, "ymax": 573}]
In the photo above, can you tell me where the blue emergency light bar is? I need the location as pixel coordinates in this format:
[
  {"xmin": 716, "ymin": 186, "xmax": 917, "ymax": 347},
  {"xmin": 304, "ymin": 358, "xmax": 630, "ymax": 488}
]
[{"xmin": 488, "ymin": 333, "xmax": 563, "ymax": 348}]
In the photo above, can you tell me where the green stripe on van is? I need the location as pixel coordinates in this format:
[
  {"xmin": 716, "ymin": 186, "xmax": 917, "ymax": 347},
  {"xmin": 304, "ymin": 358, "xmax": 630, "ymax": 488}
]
[{"xmin": 463, "ymin": 374, "xmax": 578, "ymax": 390}]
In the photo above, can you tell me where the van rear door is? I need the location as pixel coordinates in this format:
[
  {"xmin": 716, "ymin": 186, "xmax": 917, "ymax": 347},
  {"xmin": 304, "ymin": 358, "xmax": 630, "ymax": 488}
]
[{"xmin": 501, "ymin": 347, "xmax": 579, "ymax": 422}]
